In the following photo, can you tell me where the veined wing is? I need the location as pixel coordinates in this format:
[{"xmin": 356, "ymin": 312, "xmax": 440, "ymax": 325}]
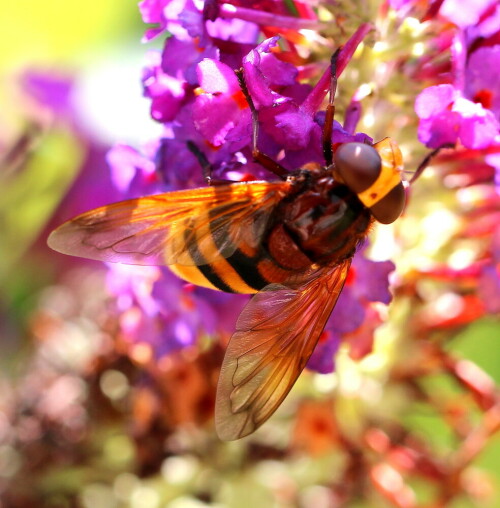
[
  {"xmin": 48, "ymin": 181, "xmax": 291, "ymax": 266},
  {"xmin": 215, "ymin": 259, "xmax": 351, "ymax": 440}
]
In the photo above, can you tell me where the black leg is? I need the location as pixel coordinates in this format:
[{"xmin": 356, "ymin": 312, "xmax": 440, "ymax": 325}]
[
  {"xmin": 186, "ymin": 140, "xmax": 234, "ymax": 185},
  {"xmin": 235, "ymin": 69, "xmax": 289, "ymax": 179},
  {"xmin": 322, "ymin": 48, "xmax": 341, "ymax": 167}
]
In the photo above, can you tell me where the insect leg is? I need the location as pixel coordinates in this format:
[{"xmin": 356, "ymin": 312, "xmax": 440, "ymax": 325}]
[
  {"xmin": 186, "ymin": 140, "xmax": 234, "ymax": 186},
  {"xmin": 322, "ymin": 48, "xmax": 341, "ymax": 167},
  {"xmin": 235, "ymin": 69, "xmax": 289, "ymax": 179}
]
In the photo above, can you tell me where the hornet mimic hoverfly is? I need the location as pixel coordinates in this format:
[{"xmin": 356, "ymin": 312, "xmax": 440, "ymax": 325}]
[{"xmin": 48, "ymin": 50, "xmax": 406, "ymax": 440}]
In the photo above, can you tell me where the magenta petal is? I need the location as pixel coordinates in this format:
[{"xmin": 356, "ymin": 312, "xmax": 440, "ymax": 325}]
[
  {"xmin": 307, "ymin": 331, "xmax": 341, "ymax": 374},
  {"xmin": 106, "ymin": 144, "xmax": 156, "ymax": 193},
  {"xmin": 466, "ymin": 45, "xmax": 500, "ymax": 118},
  {"xmin": 139, "ymin": 0, "xmax": 201, "ymax": 41},
  {"xmin": 142, "ymin": 58, "xmax": 186, "ymax": 123},
  {"xmin": 453, "ymin": 98, "xmax": 499, "ymax": 149},
  {"xmin": 440, "ymin": 0, "xmax": 497, "ymax": 28},
  {"xmin": 243, "ymin": 36, "xmax": 283, "ymax": 108},
  {"xmin": 193, "ymin": 94, "xmax": 239, "ymax": 146},
  {"xmin": 206, "ymin": 17, "xmax": 260, "ymax": 44},
  {"xmin": 272, "ymin": 108, "xmax": 315, "ymax": 149},
  {"xmin": 415, "ymin": 84, "xmax": 456, "ymax": 119},
  {"xmin": 196, "ymin": 59, "xmax": 239, "ymax": 94},
  {"xmin": 162, "ymin": 37, "xmax": 219, "ymax": 85},
  {"xmin": 178, "ymin": 8, "xmax": 204, "ymax": 38},
  {"xmin": 417, "ymin": 112, "xmax": 460, "ymax": 148},
  {"xmin": 459, "ymin": 114, "xmax": 499, "ymax": 149},
  {"xmin": 259, "ymin": 52, "xmax": 298, "ymax": 87}
]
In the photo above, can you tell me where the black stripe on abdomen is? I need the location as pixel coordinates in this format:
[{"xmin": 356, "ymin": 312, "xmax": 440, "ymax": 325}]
[
  {"xmin": 184, "ymin": 227, "xmax": 235, "ymax": 293},
  {"xmin": 196, "ymin": 263, "xmax": 234, "ymax": 293},
  {"xmin": 224, "ymin": 248, "xmax": 270, "ymax": 291}
]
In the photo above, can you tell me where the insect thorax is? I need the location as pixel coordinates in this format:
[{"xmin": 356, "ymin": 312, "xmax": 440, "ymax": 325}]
[{"xmin": 269, "ymin": 173, "xmax": 372, "ymax": 268}]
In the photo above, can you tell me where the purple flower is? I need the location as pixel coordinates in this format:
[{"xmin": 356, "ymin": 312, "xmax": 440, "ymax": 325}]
[
  {"xmin": 106, "ymin": 143, "xmax": 161, "ymax": 196},
  {"xmin": 206, "ymin": 17, "xmax": 259, "ymax": 45},
  {"xmin": 307, "ymin": 251, "xmax": 395, "ymax": 374},
  {"xmin": 465, "ymin": 46, "xmax": 500, "ymax": 121},
  {"xmin": 142, "ymin": 51, "xmax": 187, "ymax": 123},
  {"xmin": 415, "ymin": 84, "xmax": 500, "ymax": 149},
  {"xmin": 307, "ymin": 330, "xmax": 342, "ymax": 374},
  {"xmin": 161, "ymin": 36, "xmax": 219, "ymax": 86},
  {"xmin": 439, "ymin": 0, "xmax": 497, "ymax": 28},
  {"xmin": 413, "ymin": 2, "xmax": 500, "ymax": 152},
  {"xmin": 103, "ymin": 8, "xmax": 377, "ymax": 364},
  {"xmin": 193, "ymin": 58, "xmax": 251, "ymax": 148},
  {"xmin": 21, "ymin": 70, "xmax": 73, "ymax": 117},
  {"xmin": 139, "ymin": 0, "xmax": 201, "ymax": 41},
  {"xmin": 106, "ymin": 264, "xmax": 247, "ymax": 358}
]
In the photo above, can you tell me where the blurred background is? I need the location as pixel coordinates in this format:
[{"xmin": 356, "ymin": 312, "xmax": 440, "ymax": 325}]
[{"xmin": 1, "ymin": 1, "xmax": 500, "ymax": 508}]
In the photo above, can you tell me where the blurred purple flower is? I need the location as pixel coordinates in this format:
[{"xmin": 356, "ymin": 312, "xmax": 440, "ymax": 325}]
[
  {"xmin": 106, "ymin": 142, "xmax": 161, "ymax": 196},
  {"xmin": 308, "ymin": 252, "xmax": 395, "ymax": 373},
  {"xmin": 139, "ymin": 0, "xmax": 202, "ymax": 41},
  {"xmin": 405, "ymin": 0, "xmax": 500, "ymax": 153},
  {"xmin": 439, "ymin": 0, "xmax": 497, "ymax": 28},
  {"xmin": 478, "ymin": 265, "xmax": 500, "ymax": 314},
  {"xmin": 465, "ymin": 46, "xmax": 500, "ymax": 121},
  {"xmin": 21, "ymin": 70, "xmax": 73, "ymax": 117},
  {"xmin": 107, "ymin": 265, "xmax": 247, "ymax": 358},
  {"xmin": 307, "ymin": 330, "xmax": 342, "ymax": 374},
  {"xmin": 415, "ymin": 84, "xmax": 500, "ymax": 149}
]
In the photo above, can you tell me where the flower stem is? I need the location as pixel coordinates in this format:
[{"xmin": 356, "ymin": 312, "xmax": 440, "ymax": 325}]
[
  {"xmin": 301, "ymin": 23, "xmax": 373, "ymax": 116},
  {"xmin": 219, "ymin": 3, "xmax": 325, "ymax": 30}
]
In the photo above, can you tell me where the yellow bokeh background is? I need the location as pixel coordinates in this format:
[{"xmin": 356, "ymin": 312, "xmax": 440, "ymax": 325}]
[{"xmin": 0, "ymin": 0, "xmax": 141, "ymax": 69}]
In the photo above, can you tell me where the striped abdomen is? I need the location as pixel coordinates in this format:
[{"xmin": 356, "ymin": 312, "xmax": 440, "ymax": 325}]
[
  {"xmin": 169, "ymin": 175, "xmax": 372, "ymax": 294},
  {"xmin": 168, "ymin": 229, "xmax": 299, "ymax": 294}
]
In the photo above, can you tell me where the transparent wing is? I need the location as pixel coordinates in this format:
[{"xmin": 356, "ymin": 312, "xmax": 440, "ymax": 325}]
[
  {"xmin": 48, "ymin": 181, "xmax": 290, "ymax": 266},
  {"xmin": 215, "ymin": 259, "xmax": 352, "ymax": 440}
]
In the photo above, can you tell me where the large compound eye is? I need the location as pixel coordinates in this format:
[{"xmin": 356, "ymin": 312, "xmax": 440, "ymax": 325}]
[
  {"xmin": 334, "ymin": 139, "xmax": 406, "ymax": 225},
  {"xmin": 369, "ymin": 182, "xmax": 406, "ymax": 224},
  {"xmin": 333, "ymin": 142, "xmax": 382, "ymax": 193}
]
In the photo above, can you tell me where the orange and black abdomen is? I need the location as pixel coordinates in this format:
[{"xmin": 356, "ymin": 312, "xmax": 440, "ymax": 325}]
[
  {"xmin": 169, "ymin": 228, "xmax": 299, "ymax": 294},
  {"xmin": 169, "ymin": 174, "xmax": 372, "ymax": 294}
]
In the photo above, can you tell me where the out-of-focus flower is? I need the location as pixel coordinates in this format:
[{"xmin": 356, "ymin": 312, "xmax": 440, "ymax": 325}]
[
  {"xmin": 415, "ymin": 84, "xmax": 500, "ymax": 149},
  {"xmin": 291, "ymin": 398, "xmax": 338, "ymax": 455},
  {"xmin": 394, "ymin": 0, "xmax": 500, "ymax": 160},
  {"xmin": 308, "ymin": 252, "xmax": 395, "ymax": 373},
  {"xmin": 466, "ymin": 46, "xmax": 500, "ymax": 121},
  {"xmin": 438, "ymin": 0, "xmax": 498, "ymax": 28},
  {"xmin": 106, "ymin": 265, "xmax": 248, "ymax": 361}
]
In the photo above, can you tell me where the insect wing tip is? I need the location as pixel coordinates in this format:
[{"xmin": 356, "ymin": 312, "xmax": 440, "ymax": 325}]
[
  {"xmin": 47, "ymin": 223, "xmax": 79, "ymax": 256},
  {"xmin": 215, "ymin": 358, "xmax": 258, "ymax": 441}
]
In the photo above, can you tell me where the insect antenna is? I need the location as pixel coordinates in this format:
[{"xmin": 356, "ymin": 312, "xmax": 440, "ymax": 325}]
[
  {"xmin": 409, "ymin": 143, "xmax": 455, "ymax": 184},
  {"xmin": 322, "ymin": 47, "xmax": 341, "ymax": 167},
  {"xmin": 235, "ymin": 68, "xmax": 289, "ymax": 179}
]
